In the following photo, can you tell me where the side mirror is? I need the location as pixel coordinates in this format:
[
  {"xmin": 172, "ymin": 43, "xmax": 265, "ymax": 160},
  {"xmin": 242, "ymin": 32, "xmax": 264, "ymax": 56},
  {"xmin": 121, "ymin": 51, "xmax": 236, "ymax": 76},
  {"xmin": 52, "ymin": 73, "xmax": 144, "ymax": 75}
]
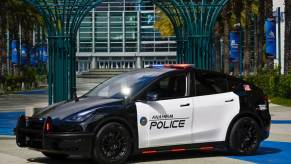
[{"xmin": 146, "ymin": 92, "xmax": 158, "ymax": 101}]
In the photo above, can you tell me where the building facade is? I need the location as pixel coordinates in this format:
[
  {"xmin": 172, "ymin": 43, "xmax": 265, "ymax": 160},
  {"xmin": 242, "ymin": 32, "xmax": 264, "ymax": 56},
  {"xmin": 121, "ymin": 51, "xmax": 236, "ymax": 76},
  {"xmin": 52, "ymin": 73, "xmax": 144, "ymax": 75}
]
[
  {"xmin": 76, "ymin": 0, "xmax": 177, "ymax": 72},
  {"xmin": 273, "ymin": 0, "xmax": 291, "ymax": 73},
  {"xmin": 285, "ymin": 0, "xmax": 291, "ymax": 72}
]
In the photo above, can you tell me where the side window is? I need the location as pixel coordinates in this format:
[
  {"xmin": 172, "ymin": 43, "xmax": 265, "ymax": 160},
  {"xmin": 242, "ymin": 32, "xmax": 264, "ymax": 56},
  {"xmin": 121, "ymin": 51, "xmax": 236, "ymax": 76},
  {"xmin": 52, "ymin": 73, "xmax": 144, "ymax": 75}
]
[
  {"xmin": 146, "ymin": 73, "xmax": 187, "ymax": 100},
  {"xmin": 191, "ymin": 72, "xmax": 229, "ymax": 96}
]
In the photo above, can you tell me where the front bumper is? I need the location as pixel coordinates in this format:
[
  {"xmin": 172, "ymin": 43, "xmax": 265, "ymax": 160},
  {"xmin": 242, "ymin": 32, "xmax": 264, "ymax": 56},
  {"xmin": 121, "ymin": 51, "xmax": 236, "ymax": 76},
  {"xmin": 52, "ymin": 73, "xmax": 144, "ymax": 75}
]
[{"xmin": 15, "ymin": 115, "xmax": 94, "ymax": 156}]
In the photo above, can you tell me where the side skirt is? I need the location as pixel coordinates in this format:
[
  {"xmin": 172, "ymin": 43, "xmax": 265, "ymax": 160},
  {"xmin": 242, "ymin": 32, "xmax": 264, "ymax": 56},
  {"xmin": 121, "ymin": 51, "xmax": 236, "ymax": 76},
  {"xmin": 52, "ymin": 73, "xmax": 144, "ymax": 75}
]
[{"xmin": 138, "ymin": 142, "xmax": 227, "ymax": 155}]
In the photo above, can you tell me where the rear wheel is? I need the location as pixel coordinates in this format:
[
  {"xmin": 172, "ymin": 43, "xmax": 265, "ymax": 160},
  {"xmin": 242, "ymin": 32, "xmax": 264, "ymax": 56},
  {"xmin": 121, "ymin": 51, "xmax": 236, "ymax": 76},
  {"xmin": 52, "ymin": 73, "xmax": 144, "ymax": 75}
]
[
  {"xmin": 228, "ymin": 117, "xmax": 261, "ymax": 155},
  {"xmin": 92, "ymin": 122, "xmax": 132, "ymax": 164},
  {"xmin": 42, "ymin": 152, "xmax": 69, "ymax": 159}
]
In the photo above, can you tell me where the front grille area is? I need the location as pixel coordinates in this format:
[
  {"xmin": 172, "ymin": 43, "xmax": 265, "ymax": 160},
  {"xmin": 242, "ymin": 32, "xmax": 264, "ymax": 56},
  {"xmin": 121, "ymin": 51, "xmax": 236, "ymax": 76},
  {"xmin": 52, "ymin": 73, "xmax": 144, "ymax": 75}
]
[
  {"xmin": 24, "ymin": 118, "xmax": 45, "ymax": 149},
  {"xmin": 27, "ymin": 118, "xmax": 45, "ymax": 130}
]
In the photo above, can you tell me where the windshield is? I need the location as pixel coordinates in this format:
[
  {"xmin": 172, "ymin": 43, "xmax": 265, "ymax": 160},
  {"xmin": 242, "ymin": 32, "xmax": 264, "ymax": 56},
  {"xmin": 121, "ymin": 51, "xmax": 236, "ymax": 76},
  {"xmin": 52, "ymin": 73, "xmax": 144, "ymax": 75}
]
[{"xmin": 84, "ymin": 69, "xmax": 167, "ymax": 99}]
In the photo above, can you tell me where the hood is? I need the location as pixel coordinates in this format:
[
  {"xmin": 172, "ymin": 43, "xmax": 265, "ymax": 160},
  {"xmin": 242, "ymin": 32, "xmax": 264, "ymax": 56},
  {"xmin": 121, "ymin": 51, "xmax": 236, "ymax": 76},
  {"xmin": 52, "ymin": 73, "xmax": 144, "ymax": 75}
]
[{"xmin": 33, "ymin": 97, "xmax": 123, "ymax": 120}]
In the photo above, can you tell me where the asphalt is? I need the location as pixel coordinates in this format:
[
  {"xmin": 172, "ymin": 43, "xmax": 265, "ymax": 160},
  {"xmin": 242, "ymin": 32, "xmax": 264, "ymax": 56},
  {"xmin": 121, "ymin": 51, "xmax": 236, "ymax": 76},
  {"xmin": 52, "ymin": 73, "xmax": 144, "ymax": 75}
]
[{"xmin": 0, "ymin": 78, "xmax": 291, "ymax": 163}]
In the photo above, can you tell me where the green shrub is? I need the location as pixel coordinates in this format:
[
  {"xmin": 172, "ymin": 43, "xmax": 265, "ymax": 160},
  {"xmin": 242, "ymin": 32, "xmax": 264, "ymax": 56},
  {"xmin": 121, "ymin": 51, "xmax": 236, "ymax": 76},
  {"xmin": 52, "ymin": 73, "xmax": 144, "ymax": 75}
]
[{"xmin": 244, "ymin": 70, "xmax": 291, "ymax": 99}]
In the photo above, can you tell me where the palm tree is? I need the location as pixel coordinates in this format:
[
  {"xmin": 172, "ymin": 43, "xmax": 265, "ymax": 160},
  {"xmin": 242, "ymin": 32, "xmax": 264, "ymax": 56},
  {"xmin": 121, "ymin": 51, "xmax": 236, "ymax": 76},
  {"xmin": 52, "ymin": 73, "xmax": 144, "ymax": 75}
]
[
  {"xmin": 221, "ymin": 5, "xmax": 232, "ymax": 74},
  {"xmin": 0, "ymin": 0, "xmax": 43, "ymax": 76},
  {"xmin": 154, "ymin": 8, "xmax": 175, "ymax": 37}
]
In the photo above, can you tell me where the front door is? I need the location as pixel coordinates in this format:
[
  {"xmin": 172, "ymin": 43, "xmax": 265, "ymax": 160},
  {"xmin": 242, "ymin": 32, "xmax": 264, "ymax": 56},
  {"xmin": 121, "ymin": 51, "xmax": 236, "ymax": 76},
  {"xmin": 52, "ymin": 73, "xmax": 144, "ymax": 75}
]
[{"xmin": 136, "ymin": 73, "xmax": 193, "ymax": 148}]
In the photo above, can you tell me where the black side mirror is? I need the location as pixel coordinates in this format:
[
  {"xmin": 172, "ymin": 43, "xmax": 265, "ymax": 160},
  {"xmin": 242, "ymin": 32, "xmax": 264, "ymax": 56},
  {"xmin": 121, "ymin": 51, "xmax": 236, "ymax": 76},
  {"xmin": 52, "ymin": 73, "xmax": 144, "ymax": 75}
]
[{"xmin": 146, "ymin": 92, "xmax": 158, "ymax": 101}]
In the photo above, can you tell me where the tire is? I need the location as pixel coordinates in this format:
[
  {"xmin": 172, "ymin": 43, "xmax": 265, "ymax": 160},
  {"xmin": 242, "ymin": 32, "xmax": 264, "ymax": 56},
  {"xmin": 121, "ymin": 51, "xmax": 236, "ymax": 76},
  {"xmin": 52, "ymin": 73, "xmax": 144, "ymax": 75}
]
[
  {"xmin": 92, "ymin": 122, "xmax": 132, "ymax": 164},
  {"xmin": 42, "ymin": 152, "xmax": 69, "ymax": 159},
  {"xmin": 228, "ymin": 117, "xmax": 261, "ymax": 155}
]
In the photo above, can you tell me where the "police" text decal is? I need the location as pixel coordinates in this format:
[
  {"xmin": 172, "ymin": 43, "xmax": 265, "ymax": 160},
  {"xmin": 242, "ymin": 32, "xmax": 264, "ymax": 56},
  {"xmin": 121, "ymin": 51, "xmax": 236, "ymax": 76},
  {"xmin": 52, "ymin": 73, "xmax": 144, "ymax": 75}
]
[{"xmin": 149, "ymin": 114, "xmax": 189, "ymax": 130}]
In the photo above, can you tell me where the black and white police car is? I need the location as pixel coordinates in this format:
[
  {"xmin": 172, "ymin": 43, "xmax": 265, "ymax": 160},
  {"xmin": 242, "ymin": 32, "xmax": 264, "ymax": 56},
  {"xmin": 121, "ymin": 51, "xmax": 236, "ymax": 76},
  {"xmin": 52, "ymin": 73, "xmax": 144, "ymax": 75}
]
[{"xmin": 15, "ymin": 64, "xmax": 271, "ymax": 164}]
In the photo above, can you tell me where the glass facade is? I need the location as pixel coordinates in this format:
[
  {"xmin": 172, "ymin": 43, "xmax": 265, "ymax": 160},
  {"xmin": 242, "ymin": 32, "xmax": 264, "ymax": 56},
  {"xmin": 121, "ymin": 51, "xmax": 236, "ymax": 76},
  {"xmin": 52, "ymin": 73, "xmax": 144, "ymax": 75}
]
[{"xmin": 77, "ymin": 0, "xmax": 176, "ymax": 72}]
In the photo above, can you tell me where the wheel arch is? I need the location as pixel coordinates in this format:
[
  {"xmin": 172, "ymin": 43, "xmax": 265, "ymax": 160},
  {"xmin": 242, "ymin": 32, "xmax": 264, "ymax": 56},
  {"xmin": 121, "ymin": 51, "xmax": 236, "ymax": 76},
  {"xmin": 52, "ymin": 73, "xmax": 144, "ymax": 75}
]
[
  {"xmin": 225, "ymin": 111, "xmax": 264, "ymax": 144},
  {"xmin": 91, "ymin": 115, "xmax": 139, "ymax": 154}
]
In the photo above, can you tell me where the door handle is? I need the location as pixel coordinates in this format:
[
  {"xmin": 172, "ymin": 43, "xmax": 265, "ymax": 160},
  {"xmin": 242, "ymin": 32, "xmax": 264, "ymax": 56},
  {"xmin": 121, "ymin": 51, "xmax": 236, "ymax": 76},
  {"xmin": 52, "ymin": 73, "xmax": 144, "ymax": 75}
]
[
  {"xmin": 225, "ymin": 99, "xmax": 234, "ymax": 103},
  {"xmin": 180, "ymin": 103, "xmax": 190, "ymax": 107}
]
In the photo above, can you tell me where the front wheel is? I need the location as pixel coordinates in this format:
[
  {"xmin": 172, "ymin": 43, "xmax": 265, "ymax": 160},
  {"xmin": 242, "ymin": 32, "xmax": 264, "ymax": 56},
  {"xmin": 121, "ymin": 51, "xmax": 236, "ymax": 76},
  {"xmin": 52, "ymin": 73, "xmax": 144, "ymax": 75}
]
[
  {"xmin": 228, "ymin": 117, "xmax": 261, "ymax": 155},
  {"xmin": 92, "ymin": 122, "xmax": 132, "ymax": 164}
]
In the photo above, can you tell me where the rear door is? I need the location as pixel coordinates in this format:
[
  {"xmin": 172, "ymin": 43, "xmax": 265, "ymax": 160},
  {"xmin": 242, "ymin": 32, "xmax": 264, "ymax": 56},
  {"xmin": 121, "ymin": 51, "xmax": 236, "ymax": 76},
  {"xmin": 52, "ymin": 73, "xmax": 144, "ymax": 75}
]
[
  {"xmin": 190, "ymin": 72, "xmax": 240, "ymax": 143},
  {"xmin": 136, "ymin": 72, "xmax": 194, "ymax": 148}
]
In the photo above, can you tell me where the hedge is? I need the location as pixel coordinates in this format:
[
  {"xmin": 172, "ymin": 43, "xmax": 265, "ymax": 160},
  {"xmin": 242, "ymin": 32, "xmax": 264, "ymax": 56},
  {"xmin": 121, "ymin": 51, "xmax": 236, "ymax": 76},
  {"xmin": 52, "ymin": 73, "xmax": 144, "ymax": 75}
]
[
  {"xmin": 244, "ymin": 70, "xmax": 291, "ymax": 99},
  {"xmin": 0, "ymin": 67, "xmax": 47, "ymax": 93}
]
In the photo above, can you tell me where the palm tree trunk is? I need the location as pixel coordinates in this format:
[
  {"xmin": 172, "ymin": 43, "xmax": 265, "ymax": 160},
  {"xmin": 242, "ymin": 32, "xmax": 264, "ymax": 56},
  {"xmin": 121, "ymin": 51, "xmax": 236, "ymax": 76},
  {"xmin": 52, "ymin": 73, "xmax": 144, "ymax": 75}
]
[
  {"xmin": 258, "ymin": 0, "xmax": 265, "ymax": 71},
  {"xmin": 244, "ymin": 2, "xmax": 251, "ymax": 75},
  {"xmin": 223, "ymin": 18, "xmax": 229, "ymax": 74}
]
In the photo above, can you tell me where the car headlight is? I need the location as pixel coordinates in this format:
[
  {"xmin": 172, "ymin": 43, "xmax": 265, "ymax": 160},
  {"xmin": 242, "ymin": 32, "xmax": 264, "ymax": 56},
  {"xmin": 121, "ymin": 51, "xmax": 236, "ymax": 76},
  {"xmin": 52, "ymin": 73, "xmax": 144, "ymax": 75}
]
[{"xmin": 64, "ymin": 109, "xmax": 96, "ymax": 122}]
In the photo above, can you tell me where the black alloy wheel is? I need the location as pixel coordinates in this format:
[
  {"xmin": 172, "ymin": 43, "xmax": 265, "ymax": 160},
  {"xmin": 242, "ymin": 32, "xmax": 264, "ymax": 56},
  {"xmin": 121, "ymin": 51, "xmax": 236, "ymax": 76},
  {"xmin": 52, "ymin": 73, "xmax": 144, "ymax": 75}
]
[
  {"xmin": 93, "ymin": 122, "xmax": 132, "ymax": 164},
  {"xmin": 228, "ymin": 117, "xmax": 261, "ymax": 155}
]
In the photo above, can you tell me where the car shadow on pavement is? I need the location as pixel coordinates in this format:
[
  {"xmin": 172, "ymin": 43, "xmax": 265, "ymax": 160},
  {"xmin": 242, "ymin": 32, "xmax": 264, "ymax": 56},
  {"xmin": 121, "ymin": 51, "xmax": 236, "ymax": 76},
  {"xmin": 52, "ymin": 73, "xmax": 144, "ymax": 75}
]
[
  {"xmin": 26, "ymin": 147, "xmax": 282, "ymax": 164},
  {"xmin": 27, "ymin": 151, "xmax": 229, "ymax": 164},
  {"xmin": 255, "ymin": 146, "xmax": 282, "ymax": 155}
]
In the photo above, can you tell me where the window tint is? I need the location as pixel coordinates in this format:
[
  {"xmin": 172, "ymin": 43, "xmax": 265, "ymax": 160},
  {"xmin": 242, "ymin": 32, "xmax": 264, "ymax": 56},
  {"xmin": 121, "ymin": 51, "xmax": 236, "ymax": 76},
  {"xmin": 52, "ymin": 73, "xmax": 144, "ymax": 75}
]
[
  {"xmin": 191, "ymin": 72, "xmax": 229, "ymax": 96},
  {"xmin": 146, "ymin": 73, "xmax": 186, "ymax": 100}
]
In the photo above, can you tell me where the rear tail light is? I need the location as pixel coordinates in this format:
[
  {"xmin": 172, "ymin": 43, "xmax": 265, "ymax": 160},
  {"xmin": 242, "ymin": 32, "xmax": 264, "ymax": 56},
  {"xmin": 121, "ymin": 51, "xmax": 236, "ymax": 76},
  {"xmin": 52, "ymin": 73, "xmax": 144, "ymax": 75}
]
[{"xmin": 243, "ymin": 84, "xmax": 252, "ymax": 91}]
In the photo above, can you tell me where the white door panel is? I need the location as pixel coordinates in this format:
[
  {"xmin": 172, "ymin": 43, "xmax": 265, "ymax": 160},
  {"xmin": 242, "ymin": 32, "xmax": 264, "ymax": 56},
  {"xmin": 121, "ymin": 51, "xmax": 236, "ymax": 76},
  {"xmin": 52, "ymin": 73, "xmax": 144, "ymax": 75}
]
[
  {"xmin": 136, "ymin": 98, "xmax": 193, "ymax": 148},
  {"xmin": 192, "ymin": 92, "xmax": 240, "ymax": 143}
]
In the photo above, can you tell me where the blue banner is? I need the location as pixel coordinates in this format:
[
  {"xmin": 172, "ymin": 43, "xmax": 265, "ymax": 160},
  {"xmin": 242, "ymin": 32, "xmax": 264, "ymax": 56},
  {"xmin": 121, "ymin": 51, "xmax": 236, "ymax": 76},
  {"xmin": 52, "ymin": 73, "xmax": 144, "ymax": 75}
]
[
  {"xmin": 30, "ymin": 48, "xmax": 37, "ymax": 66},
  {"xmin": 229, "ymin": 32, "xmax": 240, "ymax": 62},
  {"xmin": 38, "ymin": 47, "xmax": 42, "ymax": 62},
  {"xmin": 11, "ymin": 40, "xmax": 18, "ymax": 64},
  {"xmin": 21, "ymin": 45, "xmax": 28, "ymax": 65},
  {"xmin": 265, "ymin": 18, "xmax": 276, "ymax": 58},
  {"xmin": 42, "ymin": 47, "xmax": 48, "ymax": 63}
]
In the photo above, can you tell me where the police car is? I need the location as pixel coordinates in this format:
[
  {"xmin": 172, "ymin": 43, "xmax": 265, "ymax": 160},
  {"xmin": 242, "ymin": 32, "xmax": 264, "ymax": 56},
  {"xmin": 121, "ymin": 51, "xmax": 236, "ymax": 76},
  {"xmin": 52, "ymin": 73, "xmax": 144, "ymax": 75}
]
[{"xmin": 15, "ymin": 64, "xmax": 271, "ymax": 164}]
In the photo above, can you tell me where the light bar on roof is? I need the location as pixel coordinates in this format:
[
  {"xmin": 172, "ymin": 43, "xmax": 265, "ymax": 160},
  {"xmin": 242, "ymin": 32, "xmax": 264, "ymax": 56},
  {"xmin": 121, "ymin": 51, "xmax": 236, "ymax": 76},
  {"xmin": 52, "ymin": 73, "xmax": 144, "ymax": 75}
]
[{"xmin": 148, "ymin": 64, "xmax": 195, "ymax": 69}]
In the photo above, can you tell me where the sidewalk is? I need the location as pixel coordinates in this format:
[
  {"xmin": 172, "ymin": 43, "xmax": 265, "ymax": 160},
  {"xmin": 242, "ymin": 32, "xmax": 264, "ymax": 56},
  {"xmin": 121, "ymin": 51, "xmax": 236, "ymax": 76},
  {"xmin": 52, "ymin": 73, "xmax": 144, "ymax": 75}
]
[{"xmin": 0, "ymin": 78, "xmax": 104, "ymax": 113}]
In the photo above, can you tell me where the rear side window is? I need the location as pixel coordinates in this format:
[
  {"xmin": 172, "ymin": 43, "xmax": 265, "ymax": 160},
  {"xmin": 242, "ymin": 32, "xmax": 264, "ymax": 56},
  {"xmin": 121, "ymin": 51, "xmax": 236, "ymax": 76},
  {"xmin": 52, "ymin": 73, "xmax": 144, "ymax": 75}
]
[{"xmin": 191, "ymin": 72, "xmax": 229, "ymax": 96}]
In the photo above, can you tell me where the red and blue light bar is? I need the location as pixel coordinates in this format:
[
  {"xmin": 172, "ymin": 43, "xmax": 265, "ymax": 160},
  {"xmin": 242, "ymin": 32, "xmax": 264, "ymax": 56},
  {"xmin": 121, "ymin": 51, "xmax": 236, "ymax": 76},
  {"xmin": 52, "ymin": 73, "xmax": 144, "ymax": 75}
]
[{"xmin": 149, "ymin": 64, "xmax": 195, "ymax": 69}]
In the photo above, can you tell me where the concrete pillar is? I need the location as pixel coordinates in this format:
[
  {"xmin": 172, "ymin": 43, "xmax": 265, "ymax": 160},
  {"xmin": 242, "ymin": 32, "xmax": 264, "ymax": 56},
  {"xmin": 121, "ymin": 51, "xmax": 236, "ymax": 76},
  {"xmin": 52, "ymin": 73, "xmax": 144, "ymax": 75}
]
[
  {"xmin": 91, "ymin": 56, "xmax": 97, "ymax": 69},
  {"xmin": 136, "ymin": 56, "xmax": 142, "ymax": 69}
]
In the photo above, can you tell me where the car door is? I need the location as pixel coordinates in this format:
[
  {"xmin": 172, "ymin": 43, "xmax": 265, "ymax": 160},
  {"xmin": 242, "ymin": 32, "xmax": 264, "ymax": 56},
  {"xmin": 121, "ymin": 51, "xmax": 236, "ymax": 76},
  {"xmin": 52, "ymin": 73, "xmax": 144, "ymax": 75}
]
[
  {"xmin": 136, "ymin": 72, "xmax": 194, "ymax": 148},
  {"xmin": 190, "ymin": 71, "xmax": 240, "ymax": 143}
]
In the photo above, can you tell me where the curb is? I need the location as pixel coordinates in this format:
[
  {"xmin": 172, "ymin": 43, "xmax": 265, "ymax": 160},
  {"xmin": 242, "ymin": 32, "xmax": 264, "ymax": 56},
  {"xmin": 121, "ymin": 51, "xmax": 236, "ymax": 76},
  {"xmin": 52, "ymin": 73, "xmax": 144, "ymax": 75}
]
[{"xmin": 0, "ymin": 135, "xmax": 16, "ymax": 140}]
